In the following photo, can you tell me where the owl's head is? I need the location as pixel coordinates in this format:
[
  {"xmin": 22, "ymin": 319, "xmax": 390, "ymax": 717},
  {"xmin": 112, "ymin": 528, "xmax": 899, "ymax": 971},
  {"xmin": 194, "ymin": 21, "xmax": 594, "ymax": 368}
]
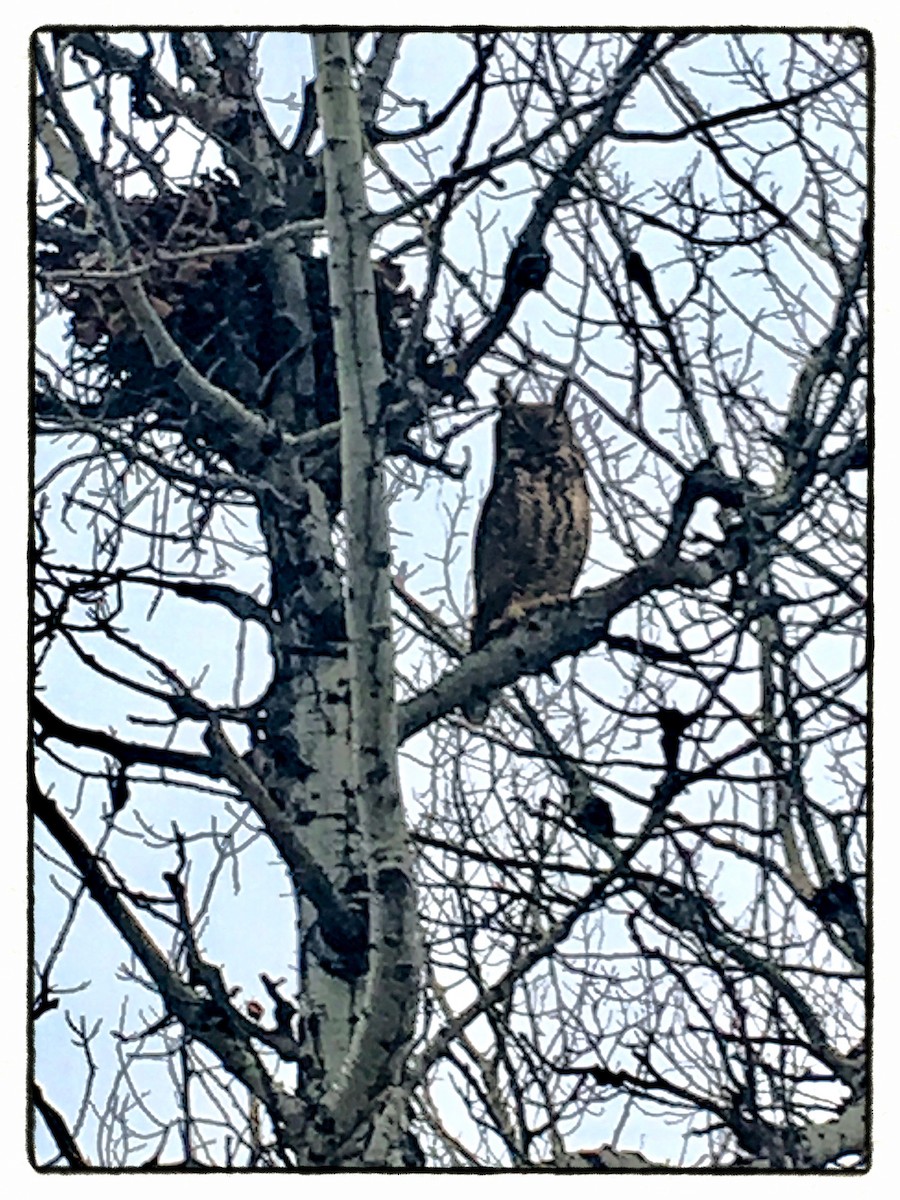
[{"xmin": 494, "ymin": 377, "xmax": 576, "ymax": 460}]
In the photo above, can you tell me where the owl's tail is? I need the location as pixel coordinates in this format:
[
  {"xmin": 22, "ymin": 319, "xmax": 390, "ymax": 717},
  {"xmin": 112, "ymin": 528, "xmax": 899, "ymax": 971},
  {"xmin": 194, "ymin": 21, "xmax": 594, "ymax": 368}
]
[{"xmin": 463, "ymin": 627, "xmax": 492, "ymax": 723}]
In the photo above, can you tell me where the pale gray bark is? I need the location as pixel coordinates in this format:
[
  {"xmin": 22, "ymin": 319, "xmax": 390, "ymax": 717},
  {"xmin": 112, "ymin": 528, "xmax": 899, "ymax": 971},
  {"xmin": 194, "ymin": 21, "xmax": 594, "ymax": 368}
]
[{"xmin": 312, "ymin": 31, "xmax": 421, "ymax": 1160}]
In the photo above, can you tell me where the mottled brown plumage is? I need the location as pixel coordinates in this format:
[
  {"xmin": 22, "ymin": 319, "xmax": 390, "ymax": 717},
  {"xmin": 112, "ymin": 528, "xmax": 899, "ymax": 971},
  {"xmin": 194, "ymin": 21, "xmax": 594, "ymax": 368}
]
[{"xmin": 465, "ymin": 378, "xmax": 591, "ymax": 720}]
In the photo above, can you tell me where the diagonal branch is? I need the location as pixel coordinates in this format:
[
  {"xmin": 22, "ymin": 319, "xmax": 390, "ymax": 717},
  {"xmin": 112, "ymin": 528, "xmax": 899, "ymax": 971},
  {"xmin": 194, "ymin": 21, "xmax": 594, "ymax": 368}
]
[
  {"xmin": 456, "ymin": 34, "xmax": 661, "ymax": 374},
  {"xmin": 32, "ymin": 1082, "xmax": 89, "ymax": 1167},
  {"xmin": 34, "ymin": 39, "xmax": 271, "ymax": 460},
  {"xmin": 33, "ymin": 781, "xmax": 309, "ymax": 1146},
  {"xmin": 357, "ymin": 33, "xmax": 403, "ymax": 125},
  {"xmin": 399, "ymin": 531, "xmax": 745, "ymax": 744}
]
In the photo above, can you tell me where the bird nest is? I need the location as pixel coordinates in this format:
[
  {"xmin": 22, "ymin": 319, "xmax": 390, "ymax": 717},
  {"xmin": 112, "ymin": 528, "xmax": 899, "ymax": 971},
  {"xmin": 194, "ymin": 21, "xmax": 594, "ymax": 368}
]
[{"xmin": 37, "ymin": 171, "xmax": 426, "ymax": 434}]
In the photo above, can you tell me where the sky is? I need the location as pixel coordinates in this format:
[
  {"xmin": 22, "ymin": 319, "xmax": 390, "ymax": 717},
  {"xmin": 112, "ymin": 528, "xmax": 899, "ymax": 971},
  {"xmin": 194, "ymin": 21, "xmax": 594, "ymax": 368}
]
[{"xmin": 9, "ymin": 7, "xmax": 896, "ymax": 1195}]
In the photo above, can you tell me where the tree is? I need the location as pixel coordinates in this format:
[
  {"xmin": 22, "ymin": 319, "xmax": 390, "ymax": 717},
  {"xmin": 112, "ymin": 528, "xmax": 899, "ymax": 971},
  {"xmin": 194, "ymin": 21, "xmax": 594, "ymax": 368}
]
[{"xmin": 32, "ymin": 30, "xmax": 868, "ymax": 1169}]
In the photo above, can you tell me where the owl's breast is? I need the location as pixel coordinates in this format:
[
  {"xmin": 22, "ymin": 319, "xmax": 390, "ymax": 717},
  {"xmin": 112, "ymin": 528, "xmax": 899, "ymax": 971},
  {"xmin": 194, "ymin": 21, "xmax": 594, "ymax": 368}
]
[{"xmin": 507, "ymin": 457, "xmax": 591, "ymax": 601}]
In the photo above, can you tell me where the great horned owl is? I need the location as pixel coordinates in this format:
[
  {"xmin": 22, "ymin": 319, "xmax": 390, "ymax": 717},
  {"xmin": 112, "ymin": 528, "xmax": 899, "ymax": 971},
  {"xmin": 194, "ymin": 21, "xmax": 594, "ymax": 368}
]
[{"xmin": 465, "ymin": 377, "xmax": 591, "ymax": 721}]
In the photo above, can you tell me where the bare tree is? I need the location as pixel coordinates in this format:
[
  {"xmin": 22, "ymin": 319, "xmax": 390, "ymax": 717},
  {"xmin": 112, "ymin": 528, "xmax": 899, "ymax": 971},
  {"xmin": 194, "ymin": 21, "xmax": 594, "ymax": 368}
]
[{"xmin": 32, "ymin": 30, "xmax": 868, "ymax": 1170}]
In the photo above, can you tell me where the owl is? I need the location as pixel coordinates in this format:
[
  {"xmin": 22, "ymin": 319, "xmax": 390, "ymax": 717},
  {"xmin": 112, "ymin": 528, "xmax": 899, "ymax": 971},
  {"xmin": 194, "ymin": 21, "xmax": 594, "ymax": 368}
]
[{"xmin": 465, "ymin": 377, "xmax": 591, "ymax": 721}]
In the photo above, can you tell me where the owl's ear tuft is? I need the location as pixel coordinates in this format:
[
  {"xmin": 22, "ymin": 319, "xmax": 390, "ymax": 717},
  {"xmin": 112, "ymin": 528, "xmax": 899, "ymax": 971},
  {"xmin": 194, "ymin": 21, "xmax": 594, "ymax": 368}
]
[
  {"xmin": 552, "ymin": 378, "xmax": 571, "ymax": 411},
  {"xmin": 494, "ymin": 378, "xmax": 516, "ymax": 408}
]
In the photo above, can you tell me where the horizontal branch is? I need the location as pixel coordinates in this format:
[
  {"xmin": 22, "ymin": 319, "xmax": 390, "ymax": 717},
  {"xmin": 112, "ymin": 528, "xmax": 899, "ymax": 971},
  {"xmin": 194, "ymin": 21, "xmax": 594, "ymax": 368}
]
[{"xmin": 33, "ymin": 697, "xmax": 221, "ymax": 779}]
